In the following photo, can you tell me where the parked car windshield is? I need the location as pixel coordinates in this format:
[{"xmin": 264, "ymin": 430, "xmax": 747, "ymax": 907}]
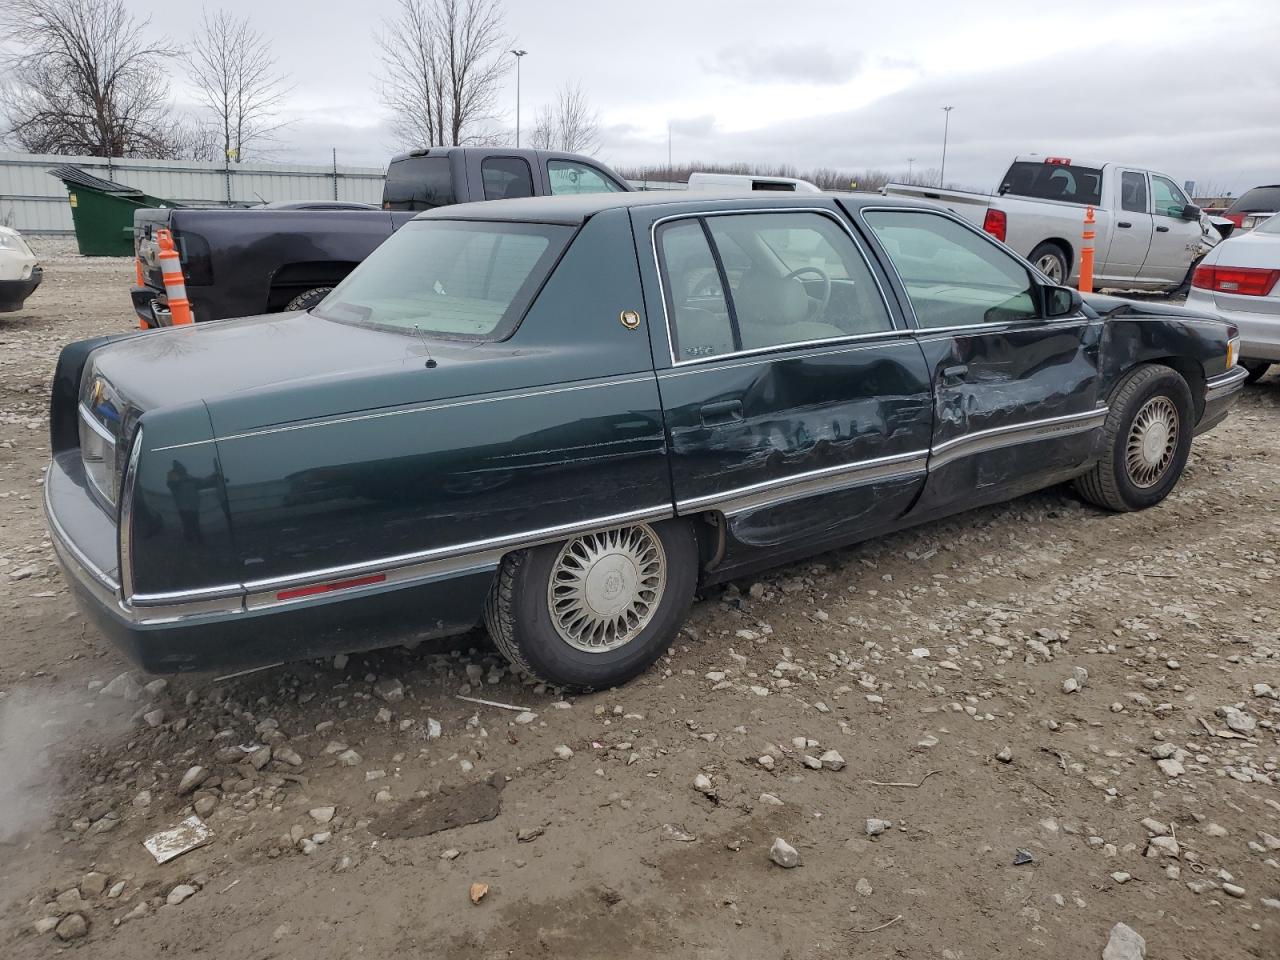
[
  {"xmin": 313, "ymin": 219, "xmax": 573, "ymax": 339},
  {"xmin": 999, "ymin": 161, "xmax": 1103, "ymax": 206}
]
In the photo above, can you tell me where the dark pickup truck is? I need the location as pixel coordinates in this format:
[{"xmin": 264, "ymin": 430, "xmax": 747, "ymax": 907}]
[{"xmin": 130, "ymin": 147, "xmax": 631, "ymax": 326}]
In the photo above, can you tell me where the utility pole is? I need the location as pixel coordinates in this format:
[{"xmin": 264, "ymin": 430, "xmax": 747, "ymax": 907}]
[
  {"xmin": 940, "ymin": 106, "xmax": 953, "ymax": 188},
  {"xmin": 907, "ymin": 157, "xmax": 916, "ymax": 182},
  {"xmin": 510, "ymin": 49, "xmax": 528, "ymax": 146},
  {"xmin": 667, "ymin": 122, "xmax": 672, "ymax": 175}
]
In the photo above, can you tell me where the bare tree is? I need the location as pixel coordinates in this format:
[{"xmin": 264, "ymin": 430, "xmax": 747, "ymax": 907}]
[
  {"xmin": 376, "ymin": 0, "xmax": 509, "ymax": 148},
  {"xmin": 190, "ymin": 9, "xmax": 292, "ymax": 163},
  {"xmin": 0, "ymin": 0, "xmax": 179, "ymax": 157},
  {"xmin": 528, "ymin": 82, "xmax": 602, "ymax": 154}
]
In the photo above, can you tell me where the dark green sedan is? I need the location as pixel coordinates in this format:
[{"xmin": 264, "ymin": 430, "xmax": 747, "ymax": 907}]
[{"xmin": 45, "ymin": 192, "xmax": 1247, "ymax": 689}]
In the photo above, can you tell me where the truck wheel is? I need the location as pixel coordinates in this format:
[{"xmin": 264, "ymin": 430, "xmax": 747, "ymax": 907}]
[
  {"xmin": 1029, "ymin": 243, "xmax": 1069, "ymax": 284},
  {"xmin": 1074, "ymin": 364, "xmax": 1194, "ymax": 512},
  {"xmin": 284, "ymin": 287, "xmax": 333, "ymax": 312},
  {"xmin": 484, "ymin": 519, "xmax": 697, "ymax": 690},
  {"xmin": 1241, "ymin": 360, "xmax": 1271, "ymax": 384}
]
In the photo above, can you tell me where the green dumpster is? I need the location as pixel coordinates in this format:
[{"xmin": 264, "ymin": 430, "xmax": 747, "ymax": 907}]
[{"xmin": 49, "ymin": 165, "xmax": 182, "ymax": 257}]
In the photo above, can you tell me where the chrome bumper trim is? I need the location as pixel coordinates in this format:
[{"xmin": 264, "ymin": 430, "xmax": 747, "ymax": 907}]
[{"xmin": 1204, "ymin": 365, "xmax": 1249, "ymax": 402}]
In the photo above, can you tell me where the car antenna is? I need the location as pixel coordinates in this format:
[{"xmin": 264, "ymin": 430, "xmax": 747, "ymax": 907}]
[{"xmin": 413, "ymin": 324, "xmax": 438, "ymax": 368}]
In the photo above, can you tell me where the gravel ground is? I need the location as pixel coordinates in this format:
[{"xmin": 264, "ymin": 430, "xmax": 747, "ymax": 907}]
[{"xmin": 1, "ymin": 254, "xmax": 1277, "ymax": 959}]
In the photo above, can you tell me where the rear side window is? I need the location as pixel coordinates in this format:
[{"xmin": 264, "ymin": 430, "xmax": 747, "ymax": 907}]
[
  {"xmin": 547, "ymin": 160, "xmax": 625, "ymax": 195},
  {"xmin": 482, "ymin": 157, "xmax": 534, "ymax": 201},
  {"xmin": 1120, "ymin": 172, "xmax": 1148, "ymax": 213},
  {"xmin": 1000, "ymin": 161, "xmax": 1102, "ymax": 206},
  {"xmin": 865, "ymin": 210, "xmax": 1038, "ymax": 328},
  {"xmin": 658, "ymin": 211, "xmax": 893, "ymax": 361},
  {"xmin": 382, "ymin": 157, "xmax": 455, "ymax": 211},
  {"xmin": 1226, "ymin": 186, "xmax": 1280, "ymax": 214},
  {"xmin": 314, "ymin": 220, "xmax": 572, "ymax": 340}
]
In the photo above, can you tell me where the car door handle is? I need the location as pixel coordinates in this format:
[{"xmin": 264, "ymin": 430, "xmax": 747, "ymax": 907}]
[
  {"xmin": 941, "ymin": 364, "xmax": 969, "ymax": 385},
  {"xmin": 1155, "ymin": 225, "xmax": 1170, "ymax": 233},
  {"xmin": 1117, "ymin": 221, "xmax": 1132, "ymax": 228},
  {"xmin": 700, "ymin": 399, "xmax": 744, "ymax": 424}
]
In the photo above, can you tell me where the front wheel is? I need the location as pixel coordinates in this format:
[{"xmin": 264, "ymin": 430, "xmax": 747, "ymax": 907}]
[
  {"xmin": 1029, "ymin": 242, "xmax": 1069, "ymax": 284},
  {"xmin": 484, "ymin": 520, "xmax": 698, "ymax": 690},
  {"xmin": 1241, "ymin": 360, "xmax": 1272, "ymax": 384},
  {"xmin": 1074, "ymin": 364, "xmax": 1194, "ymax": 512}
]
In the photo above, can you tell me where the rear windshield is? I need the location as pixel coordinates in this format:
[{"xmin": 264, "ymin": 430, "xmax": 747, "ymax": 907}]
[
  {"xmin": 382, "ymin": 156, "xmax": 456, "ymax": 211},
  {"xmin": 1225, "ymin": 186, "xmax": 1280, "ymax": 214},
  {"xmin": 313, "ymin": 219, "xmax": 572, "ymax": 340},
  {"xmin": 999, "ymin": 161, "xmax": 1103, "ymax": 206},
  {"xmin": 1256, "ymin": 213, "xmax": 1280, "ymax": 234}
]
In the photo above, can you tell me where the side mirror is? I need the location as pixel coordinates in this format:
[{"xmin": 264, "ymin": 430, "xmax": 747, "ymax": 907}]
[
  {"xmin": 1044, "ymin": 284, "xmax": 1082, "ymax": 318},
  {"xmin": 1181, "ymin": 203, "xmax": 1201, "ymax": 220}
]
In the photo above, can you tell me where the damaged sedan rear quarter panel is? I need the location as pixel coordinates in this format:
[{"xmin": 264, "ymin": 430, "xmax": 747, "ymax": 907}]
[{"xmin": 44, "ymin": 192, "xmax": 1247, "ymax": 683}]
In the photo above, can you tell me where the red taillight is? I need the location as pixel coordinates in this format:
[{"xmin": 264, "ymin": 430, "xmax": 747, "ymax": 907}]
[
  {"xmin": 983, "ymin": 208, "xmax": 1007, "ymax": 242},
  {"xmin": 276, "ymin": 573, "xmax": 387, "ymax": 602},
  {"xmin": 1224, "ymin": 213, "xmax": 1245, "ymax": 227},
  {"xmin": 1045, "ymin": 157, "xmax": 1072, "ymax": 165},
  {"xmin": 1192, "ymin": 264, "xmax": 1280, "ymax": 297}
]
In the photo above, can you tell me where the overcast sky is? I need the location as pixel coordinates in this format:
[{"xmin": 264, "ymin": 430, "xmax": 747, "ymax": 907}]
[{"xmin": 145, "ymin": 0, "xmax": 1278, "ymax": 193}]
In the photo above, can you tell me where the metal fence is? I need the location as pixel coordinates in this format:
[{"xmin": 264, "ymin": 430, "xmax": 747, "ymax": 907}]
[{"xmin": 0, "ymin": 152, "xmax": 387, "ymax": 234}]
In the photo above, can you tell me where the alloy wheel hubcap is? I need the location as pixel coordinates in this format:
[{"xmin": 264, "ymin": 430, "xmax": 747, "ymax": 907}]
[
  {"xmin": 1125, "ymin": 396, "xmax": 1179, "ymax": 488},
  {"xmin": 1037, "ymin": 255, "xmax": 1064, "ymax": 282},
  {"xmin": 548, "ymin": 524, "xmax": 666, "ymax": 653}
]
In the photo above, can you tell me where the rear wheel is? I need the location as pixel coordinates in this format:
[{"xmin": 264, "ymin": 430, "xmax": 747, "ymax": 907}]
[
  {"xmin": 1074, "ymin": 364, "xmax": 1194, "ymax": 512},
  {"xmin": 1029, "ymin": 242, "xmax": 1069, "ymax": 284},
  {"xmin": 284, "ymin": 286, "xmax": 333, "ymax": 312},
  {"xmin": 1241, "ymin": 359, "xmax": 1272, "ymax": 384},
  {"xmin": 484, "ymin": 520, "xmax": 697, "ymax": 690}
]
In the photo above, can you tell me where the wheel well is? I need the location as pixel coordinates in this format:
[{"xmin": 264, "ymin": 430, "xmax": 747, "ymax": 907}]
[
  {"xmin": 267, "ymin": 261, "xmax": 358, "ymax": 311},
  {"xmin": 1035, "ymin": 238, "xmax": 1074, "ymax": 272},
  {"xmin": 690, "ymin": 512, "xmax": 725, "ymax": 581},
  {"xmin": 1149, "ymin": 356, "xmax": 1206, "ymax": 420}
]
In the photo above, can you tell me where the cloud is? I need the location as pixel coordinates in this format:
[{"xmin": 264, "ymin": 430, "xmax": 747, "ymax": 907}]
[
  {"xmin": 708, "ymin": 42, "xmax": 864, "ymax": 86},
  {"xmin": 669, "ymin": 115, "xmax": 717, "ymax": 138}
]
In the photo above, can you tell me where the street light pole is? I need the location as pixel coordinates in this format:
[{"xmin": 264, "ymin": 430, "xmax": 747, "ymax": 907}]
[
  {"xmin": 940, "ymin": 106, "xmax": 953, "ymax": 187},
  {"xmin": 907, "ymin": 157, "xmax": 916, "ymax": 182},
  {"xmin": 510, "ymin": 49, "xmax": 528, "ymax": 146}
]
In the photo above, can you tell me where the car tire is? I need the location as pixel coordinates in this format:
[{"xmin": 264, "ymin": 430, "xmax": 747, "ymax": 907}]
[
  {"xmin": 1029, "ymin": 242, "xmax": 1069, "ymax": 284},
  {"xmin": 1241, "ymin": 360, "xmax": 1271, "ymax": 384},
  {"xmin": 484, "ymin": 519, "xmax": 698, "ymax": 690},
  {"xmin": 284, "ymin": 287, "xmax": 334, "ymax": 312},
  {"xmin": 1074, "ymin": 364, "xmax": 1194, "ymax": 512}
]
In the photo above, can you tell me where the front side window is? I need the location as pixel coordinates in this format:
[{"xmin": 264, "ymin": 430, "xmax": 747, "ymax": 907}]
[
  {"xmin": 482, "ymin": 157, "xmax": 534, "ymax": 201},
  {"xmin": 658, "ymin": 211, "xmax": 894, "ymax": 361},
  {"xmin": 865, "ymin": 210, "xmax": 1038, "ymax": 328},
  {"xmin": 1120, "ymin": 172, "xmax": 1148, "ymax": 213},
  {"xmin": 1151, "ymin": 176, "xmax": 1190, "ymax": 218},
  {"xmin": 314, "ymin": 219, "xmax": 571, "ymax": 340},
  {"xmin": 547, "ymin": 160, "xmax": 625, "ymax": 195}
]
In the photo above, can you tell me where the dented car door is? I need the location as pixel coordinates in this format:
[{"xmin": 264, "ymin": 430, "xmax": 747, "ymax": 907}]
[{"xmin": 634, "ymin": 201, "xmax": 934, "ymax": 562}]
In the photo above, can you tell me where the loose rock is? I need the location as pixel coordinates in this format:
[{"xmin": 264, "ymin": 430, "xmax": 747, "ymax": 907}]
[{"xmin": 769, "ymin": 837, "xmax": 801, "ymax": 868}]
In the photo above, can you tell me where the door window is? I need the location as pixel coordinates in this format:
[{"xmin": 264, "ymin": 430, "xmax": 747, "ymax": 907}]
[
  {"xmin": 547, "ymin": 160, "xmax": 625, "ymax": 195},
  {"xmin": 657, "ymin": 219, "xmax": 736, "ymax": 360},
  {"xmin": 1150, "ymin": 176, "xmax": 1189, "ymax": 218},
  {"xmin": 1120, "ymin": 172, "xmax": 1148, "ymax": 213},
  {"xmin": 658, "ymin": 212, "xmax": 895, "ymax": 361},
  {"xmin": 482, "ymin": 157, "xmax": 534, "ymax": 201},
  {"xmin": 865, "ymin": 210, "xmax": 1039, "ymax": 328}
]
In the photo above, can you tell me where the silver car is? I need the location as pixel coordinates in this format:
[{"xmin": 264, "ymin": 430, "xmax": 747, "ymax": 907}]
[{"xmin": 1187, "ymin": 213, "xmax": 1280, "ymax": 382}]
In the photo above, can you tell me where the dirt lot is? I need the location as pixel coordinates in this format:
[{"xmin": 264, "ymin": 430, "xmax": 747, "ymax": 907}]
[{"xmin": 1, "ymin": 247, "xmax": 1277, "ymax": 959}]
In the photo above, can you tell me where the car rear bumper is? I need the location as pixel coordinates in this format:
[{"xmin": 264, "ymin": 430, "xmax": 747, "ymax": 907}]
[
  {"xmin": 1186, "ymin": 289, "xmax": 1280, "ymax": 361},
  {"xmin": 0, "ymin": 266, "xmax": 43, "ymax": 311},
  {"xmin": 1196, "ymin": 365, "xmax": 1249, "ymax": 435},
  {"xmin": 46, "ymin": 452, "xmax": 494, "ymax": 673}
]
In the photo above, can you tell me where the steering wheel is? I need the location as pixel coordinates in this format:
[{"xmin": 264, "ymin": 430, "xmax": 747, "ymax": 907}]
[{"xmin": 783, "ymin": 266, "xmax": 831, "ymax": 319}]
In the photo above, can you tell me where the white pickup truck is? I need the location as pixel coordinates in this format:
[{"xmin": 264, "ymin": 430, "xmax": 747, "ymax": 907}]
[{"xmin": 883, "ymin": 155, "xmax": 1226, "ymax": 292}]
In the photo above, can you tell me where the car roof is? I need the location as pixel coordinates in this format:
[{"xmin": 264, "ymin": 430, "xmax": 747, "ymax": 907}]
[{"xmin": 415, "ymin": 190, "xmax": 936, "ymax": 225}]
